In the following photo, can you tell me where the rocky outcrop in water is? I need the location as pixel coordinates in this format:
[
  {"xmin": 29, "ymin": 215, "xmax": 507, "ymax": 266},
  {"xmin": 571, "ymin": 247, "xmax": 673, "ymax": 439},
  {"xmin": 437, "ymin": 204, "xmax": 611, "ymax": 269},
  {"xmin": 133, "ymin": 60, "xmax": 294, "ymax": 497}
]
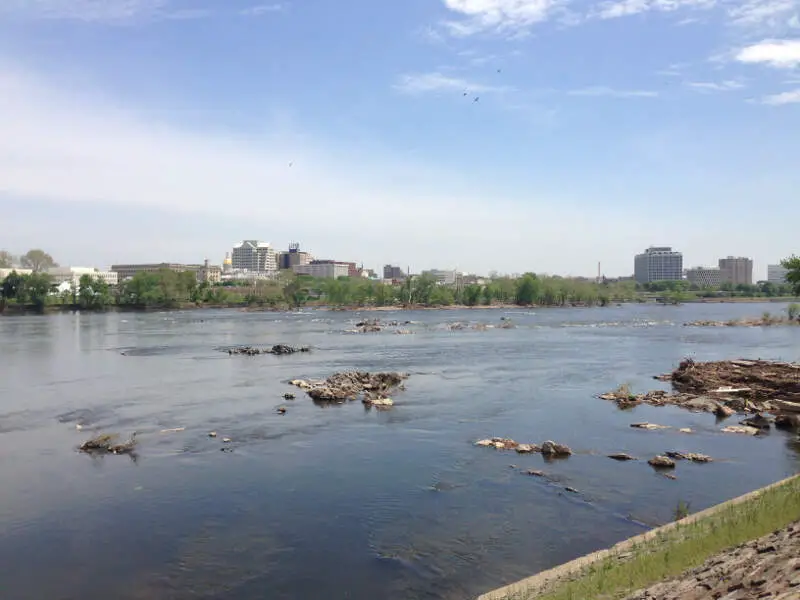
[
  {"xmin": 290, "ymin": 371, "xmax": 408, "ymax": 403},
  {"xmin": 474, "ymin": 438, "xmax": 570, "ymax": 456},
  {"xmin": 648, "ymin": 455, "xmax": 676, "ymax": 469},
  {"xmin": 227, "ymin": 344, "xmax": 310, "ymax": 356},
  {"xmin": 79, "ymin": 432, "xmax": 137, "ymax": 455}
]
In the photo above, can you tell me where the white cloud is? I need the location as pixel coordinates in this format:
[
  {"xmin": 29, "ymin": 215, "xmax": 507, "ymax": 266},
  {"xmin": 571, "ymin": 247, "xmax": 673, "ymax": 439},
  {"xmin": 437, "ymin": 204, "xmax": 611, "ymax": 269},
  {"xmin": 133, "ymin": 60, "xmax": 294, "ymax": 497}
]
[
  {"xmin": 761, "ymin": 87, "xmax": 800, "ymax": 103},
  {"xmin": 393, "ymin": 72, "xmax": 510, "ymax": 94},
  {"xmin": 567, "ymin": 86, "xmax": 659, "ymax": 97},
  {"xmin": 239, "ymin": 3, "xmax": 284, "ymax": 16},
  {"xmin": 728, "ymin": 0, "xmax": 800, "ymax": 31},
  {"xmin": 0, "ymin": 0, "xmax": 170, "ymax": 22},
  {"xmin": 440, "ymin": 0, "xmax": 562, "ymax": 36},
  {"xmin": 685, "ymin": 79, "xmax": 745, "ymax": 91},
  {"xmin": 736, "ymin": 39, "xmax": 800, "ymax": 67},
  {"xmin": 594, "ymin": 0, "xmax": 715, "ymax": 21}
]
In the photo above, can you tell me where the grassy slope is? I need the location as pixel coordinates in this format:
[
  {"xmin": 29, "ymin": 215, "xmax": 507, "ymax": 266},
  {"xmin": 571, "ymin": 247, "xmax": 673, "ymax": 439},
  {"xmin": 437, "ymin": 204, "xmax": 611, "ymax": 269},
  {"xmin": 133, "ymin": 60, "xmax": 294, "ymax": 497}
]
[{"xmin": 512, "ymin": 474, "xmax": 800, "ymax": 600}]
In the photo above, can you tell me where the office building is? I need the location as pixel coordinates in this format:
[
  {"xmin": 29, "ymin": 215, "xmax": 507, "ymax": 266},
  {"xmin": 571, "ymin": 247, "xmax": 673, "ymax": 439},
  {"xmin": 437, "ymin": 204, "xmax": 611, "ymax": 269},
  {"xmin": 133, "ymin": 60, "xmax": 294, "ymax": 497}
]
[
  {"xmin": 383, "ymin": 265, "xmax": 406, "ymax": 281},
  {"xmin": 686, "ymin": 267, "xmax": 722, "ymax": 288},
  {"xmin": 633, "ymin": 247, "xmax": 684, "ymax": 284},
  {"xmin": 47, "ymin": 266, "xmax": 119, "ymax": 287},
  {"xmin": 277, "ymin": 243, "xmax": 313, "ymax": 270},
  {"xmin": 293, "ymin": 260, "xmax": 352, "ymax": 279},
  {"xmin": 231, "ymin": 240, "xmax": 277, "ymax": 274},
  {"xmin": 767, "ymin": 264, "xmax": 789, "ymax": 285},
  {"xmin": 718, "ymin": 256, "xmax": 753, "ymax": 286}
]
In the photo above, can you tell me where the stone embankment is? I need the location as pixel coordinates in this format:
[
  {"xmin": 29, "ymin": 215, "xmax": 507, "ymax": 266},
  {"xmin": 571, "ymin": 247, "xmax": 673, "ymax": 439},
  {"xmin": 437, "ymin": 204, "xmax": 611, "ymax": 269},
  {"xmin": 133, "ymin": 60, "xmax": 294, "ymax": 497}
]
[{"xmin": 624, "ymin": 522, "xmax": 800, "ymax": 600}]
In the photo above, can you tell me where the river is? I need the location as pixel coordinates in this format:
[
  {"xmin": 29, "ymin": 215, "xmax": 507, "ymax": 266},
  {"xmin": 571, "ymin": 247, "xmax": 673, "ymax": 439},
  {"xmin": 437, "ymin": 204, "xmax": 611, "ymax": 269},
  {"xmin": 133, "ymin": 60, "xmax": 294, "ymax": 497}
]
[{"xmin": 0, "ymin": 303, "xmax": 798, "ymax": 599}]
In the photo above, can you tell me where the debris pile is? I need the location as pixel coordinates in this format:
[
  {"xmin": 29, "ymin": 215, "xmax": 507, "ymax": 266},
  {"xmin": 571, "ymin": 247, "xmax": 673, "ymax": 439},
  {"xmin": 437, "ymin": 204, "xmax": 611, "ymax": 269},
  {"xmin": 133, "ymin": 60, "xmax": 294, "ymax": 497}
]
[
  {"xmin": 227, "ymin": 344, "xmax": 310, "ymax": 356},
  {"xmin": 601, "ymin": 359, "xmax": 800, "ymax": 415},
  {"xmin": 354, "ymin": 319, "xmax": 382, "ymax": 333},
  {"xmin": 290, "ymin": 371, "xmax": 408, "ymax": 403},
  {"xmin": 79, "ymin": 432, "xmax": 137, "ymax": 455}
]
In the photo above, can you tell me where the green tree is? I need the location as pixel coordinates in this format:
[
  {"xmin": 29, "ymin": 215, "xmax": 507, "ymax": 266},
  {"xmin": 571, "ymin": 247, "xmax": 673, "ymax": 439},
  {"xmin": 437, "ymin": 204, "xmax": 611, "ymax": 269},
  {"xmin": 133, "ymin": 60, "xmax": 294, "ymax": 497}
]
[
  {"xmin": 429, "ymin": 284, "xmax": 455, "ymax": 306},
  {"xmin": 24, "ymin": 272, "xmax": 54, "ymax": 310},
  {"xmin": 481, "ymin": 284, "xmax": 494, "ymax": 306},
  {"xmin": 78, "ymin": 275, "xmax": 111, "ymax": 309},
  {"xmin": 1, "ymin": 270, "xmax": 25, "ymax": 301},
  {"xmin": 515, "ymin": 273, "xmax": 540, "ymax": 305},
  {"xmin": 781, "ymin": 256, "xmax": 800, "ymax": 296},
  {"xmin": 20, "ymin": 249, "xmax": 57, "ymax": 272},
  {"xmin": 464, "ymin": 284, "xmax": 482, "ymax": 307},
  {"xmin": 0, "ymin": 250, "xmax": 12, "ymax": 268}
]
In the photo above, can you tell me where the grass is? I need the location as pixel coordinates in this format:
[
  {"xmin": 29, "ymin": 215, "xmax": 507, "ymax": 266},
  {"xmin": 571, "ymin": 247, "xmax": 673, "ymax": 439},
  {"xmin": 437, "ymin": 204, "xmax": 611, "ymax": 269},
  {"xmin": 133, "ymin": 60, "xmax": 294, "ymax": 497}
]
[{"xmin": 507, "ymin": 475, "xmax": 800, "ymax": 600}]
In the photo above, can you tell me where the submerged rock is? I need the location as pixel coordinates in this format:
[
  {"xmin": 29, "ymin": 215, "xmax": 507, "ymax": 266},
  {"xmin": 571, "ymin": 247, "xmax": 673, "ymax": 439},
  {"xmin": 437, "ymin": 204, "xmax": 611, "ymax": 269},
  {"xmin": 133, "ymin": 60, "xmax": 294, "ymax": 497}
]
[
  {"xmin": 608, "ymin": 453, "xmax": 637, "ymax": 461},
  {"xmin": 740, "ymin": 413, "xmax": 772, "ymax": 430},
  {"xmin": 228, "ymin": 344, "xmax": 310, "ymax": 356},
  {"xmin": 648, "ymin": 455, "xmax": 676, "ymax": 468},
  {"xmin": 79, "ymin": 432, "xmax": 137, "ymax": 455},
  {"xmin": 775, "ymin": 414, "xmax": 800, "ymax": 430},
  {"xmin": 630, "ymin": 422, "xmax": 670, "ymax": 430},
  {"xmin": 665, "ymin": 451, "xmax": 713, "ymax": 463},
  {"xmin": 363, "ymin": 397, "xmax": 394, "ymax": 408},
  {"xmin": 721, "ymin": 425, "xmax": 760, "ymax": 436}
]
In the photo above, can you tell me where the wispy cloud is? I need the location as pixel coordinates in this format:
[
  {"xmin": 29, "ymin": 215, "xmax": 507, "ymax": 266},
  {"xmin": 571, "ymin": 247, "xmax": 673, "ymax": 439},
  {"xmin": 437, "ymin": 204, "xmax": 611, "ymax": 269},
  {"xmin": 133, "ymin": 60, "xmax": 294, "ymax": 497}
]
[
  {"xmin": 593, "ymin": 0, "xmax": 715, "ymax": 21},
  {"xmin": 656, "ymin": 62, "xmax": 690, "ymax": 77},
  {"xmin": 0, "ymin": 0, "xmax": 170, "ymax": 22},
  {"xmin": 239, "ymin": 3, "xmax": 284, "ymax": 17},
  {"xmin": 685, "ymin": 79, "xmax": 745, "ymax": 91},
  {"xmin": 393, "ymin": 72, "xmax": 510, "ymax": 95},
  {"xmin": 567, "ymin": 86, "xmax": 659, "ymax": 98},
  {"xmin": 736, "ymin": 39, "xmax": 800, "ymax": 68},
  {"xmin": 761, "ymin": 88, "xmax": 800, "ymax": 103},
  {"xmin": 728, "ymin": 0, "xmax": 800, "ymax": 33},
  {"xmin": 439, "ymin": 0, "xmax": 563, "ymax": 36}
]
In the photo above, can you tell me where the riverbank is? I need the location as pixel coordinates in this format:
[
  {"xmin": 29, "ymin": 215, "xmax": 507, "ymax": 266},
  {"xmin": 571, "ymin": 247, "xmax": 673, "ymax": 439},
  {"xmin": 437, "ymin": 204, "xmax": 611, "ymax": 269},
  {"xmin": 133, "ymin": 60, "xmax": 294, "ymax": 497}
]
[{"xmin": 478, "ymin": 474, "xmax": 800, "ymax": 600}]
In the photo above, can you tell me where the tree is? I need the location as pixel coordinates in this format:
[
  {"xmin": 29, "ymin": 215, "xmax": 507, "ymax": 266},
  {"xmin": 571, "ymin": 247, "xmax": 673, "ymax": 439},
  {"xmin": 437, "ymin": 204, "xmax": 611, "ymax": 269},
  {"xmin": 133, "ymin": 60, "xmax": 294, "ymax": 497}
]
[
  {"xmin": 20, "ymin": 249, "xmax": 57, "ymax": 272},
  {"xmin": 781, "ymin": 256, "xmax": 800, "ymax": 296},
  {"xmin": 0, "ymin": 250, "xmax": 12, "ymax": 268},
  {"xmin": 515, "ymin": 273, "xmax": 540, "ymax": 305},
  {"xmin": 24, "ymin": 272, "xmax": 54, "ymax": 310},
  {"xmin": 1, "ymin": 270, "xmax": 25, "ymax": 301},
  {"xmin": 464, "ymin": 284, "xmax": 482, "ymax": 307},
  {"xmin": 78, "ymin": 275, "xmax": 111, "ymax": 309}
]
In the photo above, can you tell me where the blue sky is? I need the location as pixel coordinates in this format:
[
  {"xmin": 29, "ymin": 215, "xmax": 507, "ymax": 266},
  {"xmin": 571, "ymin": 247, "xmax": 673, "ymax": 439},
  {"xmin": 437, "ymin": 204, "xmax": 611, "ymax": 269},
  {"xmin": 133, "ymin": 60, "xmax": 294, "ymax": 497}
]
[{"xmin": 1, "ymin": 0, "xmax": 798, "ymax": 277}]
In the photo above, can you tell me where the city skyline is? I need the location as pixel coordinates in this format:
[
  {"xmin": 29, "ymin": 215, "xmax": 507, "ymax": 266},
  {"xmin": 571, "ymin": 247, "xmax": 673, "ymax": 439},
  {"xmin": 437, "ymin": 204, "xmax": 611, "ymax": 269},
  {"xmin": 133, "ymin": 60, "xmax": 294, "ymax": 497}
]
[{"xmin": 0, "ymin": 1, "xmax": 798, "ymax": 276}]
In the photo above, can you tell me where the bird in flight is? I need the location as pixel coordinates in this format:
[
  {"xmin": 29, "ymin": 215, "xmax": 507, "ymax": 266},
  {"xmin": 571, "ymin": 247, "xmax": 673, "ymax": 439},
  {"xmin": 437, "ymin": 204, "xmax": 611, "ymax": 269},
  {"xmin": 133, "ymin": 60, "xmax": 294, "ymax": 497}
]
[{"xmin": 473, "ymin": 96, "xmax": 480, "ymax": 102}]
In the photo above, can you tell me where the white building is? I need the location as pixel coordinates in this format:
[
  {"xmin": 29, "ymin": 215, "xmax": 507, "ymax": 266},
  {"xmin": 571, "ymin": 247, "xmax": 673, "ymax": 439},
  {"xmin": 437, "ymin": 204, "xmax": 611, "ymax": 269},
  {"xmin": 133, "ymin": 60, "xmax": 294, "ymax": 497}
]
[
  {"xmin": 0, "ymin": 268, "xmax": 33, "ymax": 279},
  {"xmin": 231, "ymin": 240, "xmax": 277, "ymax": 274},
  {"xmin": 767, "ymin": 264, "xmax": 789, "ymax": 284},
  {"xmin": 634, "ymin": 247, "xmax": 684, "ymax": 284},
  {"xmin": 47, "ymin": 266, "xmax": 118, "ymax": 287},
  {"xmin": 423, "ymin": 269, "xmax": 459, "ymax": 286},
  {"xmin": 686, "ymin": 267, "xmax": 722, "ymax": 288},
  {"xmin": 292, "ymin": 262, "xmax": 351, "ymax": 279}
]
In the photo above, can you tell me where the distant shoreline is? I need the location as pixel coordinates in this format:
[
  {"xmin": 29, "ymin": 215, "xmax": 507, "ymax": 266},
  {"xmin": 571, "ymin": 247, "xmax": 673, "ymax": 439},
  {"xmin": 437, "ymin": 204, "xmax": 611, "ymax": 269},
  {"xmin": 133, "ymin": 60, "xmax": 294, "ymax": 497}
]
[{"xmin": 0, "ymin": 297, "xmax": 795, "ymax": 317}]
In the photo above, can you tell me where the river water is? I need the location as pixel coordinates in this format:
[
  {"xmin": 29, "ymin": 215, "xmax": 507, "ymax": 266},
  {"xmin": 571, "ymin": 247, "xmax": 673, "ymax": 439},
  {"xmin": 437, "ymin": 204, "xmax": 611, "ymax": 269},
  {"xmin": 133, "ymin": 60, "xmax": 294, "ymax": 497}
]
[{"xmin": 1, "ymin": 304, "xmax": 798, "ymax": 600}]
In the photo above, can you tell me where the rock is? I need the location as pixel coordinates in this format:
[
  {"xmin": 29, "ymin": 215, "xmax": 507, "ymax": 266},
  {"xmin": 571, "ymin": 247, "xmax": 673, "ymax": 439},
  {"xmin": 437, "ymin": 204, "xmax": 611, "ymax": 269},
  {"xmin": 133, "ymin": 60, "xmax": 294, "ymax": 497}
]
[
  {"xmin": 283, "ymin": 393, "xmax": 296, "ymax": 400},
  {"xmin": 741, "ymin": 413, "xmax": 772, "ymax": 430},
  {"xmin": 304, "ymin": 371, "xmax": 408, "ymax": 403},
  {"xmin": 663, "ymin": 473, "xmax": 678, "ymax": 480},
  {"xmin": 722, "ymin": 425, "xmax": 760, "ymax": 435},
  {"xmin": 541, "ymin": 440, "xmax": 572, "ymax": 457},
  {"xmin": 488, "ymin": 437, "xmax": 518, "ymax": 450},
  {"xmin": 682, "ymin": 396, "xmax": 722, "ymax": 413},
  {"xmin": 268, "ymin": 344, "xmax": 310, "ymax": 355},
  {"xmin": 515, "ymin": 443, "xmax": 540, "ymax": 454},
  {"xmin": 277, "ymin": 407, "xmax": 287, "ymax": 414},
  {"xmin": 364, "ymin": 397, "xmax": 394, "ymax": 408},
  {"xmin": 526, "ymin": 470, "xmax": 546, "ymax": 477},
  {"xmin": 475, "ymin": 439, "xmax": 494, "ymax": 447},
  {"xmin": 630, "ymin": 422, "xmax": 670, "ymax": 430},
  {"xmin": 608, "ymin": 453, "xmax": 637, "ymax": 461},
  {"xmin": 564, "ymin": 486, "xmax": 579, "ymax": 494},
  {"xmin": 208, "ymin": 431, "xmax": 217, "ymax": 438},
  {"xmin": 290, "ymin": 379, "xmax": 314, "ymax": 390},
  {"xmin": 775, "ymin": 414, "xmax": 800, "ymax": 430},
  {"xmin": 648, "ymin": 455, "xmax": 676, "ymax": 468},
  {"xmin": 714, "ymin": 404, "xmax": 737, "ymax": 418},
  {"xmin": 79, "ymin": 432, "xmax": 137, "ymax": 455},
  {"xmin": 222, "ymin": 437, "xmax": 232, "ymax": 443},
  {"xmin": 679, "ymin": 428, "xmax": 693, "ymax": 433},
  {"xmin": 665, "ymin": 451, "xmax": 712, "ymax": 463}
]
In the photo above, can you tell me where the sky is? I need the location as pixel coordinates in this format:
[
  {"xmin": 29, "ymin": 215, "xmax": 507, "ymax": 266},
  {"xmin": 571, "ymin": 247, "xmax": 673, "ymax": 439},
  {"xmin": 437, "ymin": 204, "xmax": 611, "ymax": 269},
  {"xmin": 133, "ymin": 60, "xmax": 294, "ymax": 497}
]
[{"xmin": 0, "ymin": 0, "xmax": 798, "ymax": 278}]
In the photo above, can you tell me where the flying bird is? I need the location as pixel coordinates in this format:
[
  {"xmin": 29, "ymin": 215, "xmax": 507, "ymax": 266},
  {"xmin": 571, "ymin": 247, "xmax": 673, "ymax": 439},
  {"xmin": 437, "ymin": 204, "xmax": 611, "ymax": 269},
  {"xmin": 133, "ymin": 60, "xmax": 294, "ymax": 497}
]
[{"xmin": 473, "ymin": 96, "xmax": 480, "ymax": 102}]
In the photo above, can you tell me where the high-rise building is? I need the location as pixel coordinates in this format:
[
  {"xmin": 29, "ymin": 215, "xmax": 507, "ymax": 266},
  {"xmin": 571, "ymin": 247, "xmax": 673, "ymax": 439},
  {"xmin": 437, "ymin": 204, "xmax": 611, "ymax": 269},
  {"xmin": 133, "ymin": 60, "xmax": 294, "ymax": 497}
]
[
  {"xmin": 718, "ymin": 256, "xmax": 753, "ymax": 286},
  {"xmin": 767, "ymin": 264, "xmax": 789, "ymax": 284},
  {"xmin": 634, "ymin": 247, "xmax": 684, "ymax": 284},
  {"xmin": 686, "ymin": 267, "xmax": 722, "ymax": 288},
  {"xmin": 383, "ymin": 265, "xmax": 406, "ymax": 280},
  {"xmin": 277, "ymin": 243, "xmax": 313, "ymax": 270},
  {"xmin": 231, "ymin": 240, "xmax": 277, "ymax": 274}
]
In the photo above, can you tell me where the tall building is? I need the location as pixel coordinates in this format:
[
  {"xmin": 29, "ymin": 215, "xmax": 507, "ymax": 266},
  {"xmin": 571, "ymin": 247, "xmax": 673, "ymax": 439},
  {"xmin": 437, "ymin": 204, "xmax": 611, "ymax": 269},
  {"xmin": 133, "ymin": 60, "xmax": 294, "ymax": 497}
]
[
  {"xmin": 293, "ymin": 260, "xmax": 351, "ymax": 279},
  {"xmin": 686, "ymin": 267, "xmax": 722, "ymax": 288},
  {"xmin": 383, "ymin": 265, "xmax": 406, "ymax": 280},
  {"xmin": 634, "ymin": 247, "xmax": 684, "ymax": 284},
  {"xmin": 231, "ymin": 240, "xmax": 277, "ymax": 274},
  {"xmin": 718, "ymin": 256, "xmax": 753, "ymax": 286},
  {"xmin": 767, "ymin": 264, "xmax": 789, "ymax": 284},
  {"xmin": 277, "ymin": 243, "xmax": 313, "ymax": 270}
]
